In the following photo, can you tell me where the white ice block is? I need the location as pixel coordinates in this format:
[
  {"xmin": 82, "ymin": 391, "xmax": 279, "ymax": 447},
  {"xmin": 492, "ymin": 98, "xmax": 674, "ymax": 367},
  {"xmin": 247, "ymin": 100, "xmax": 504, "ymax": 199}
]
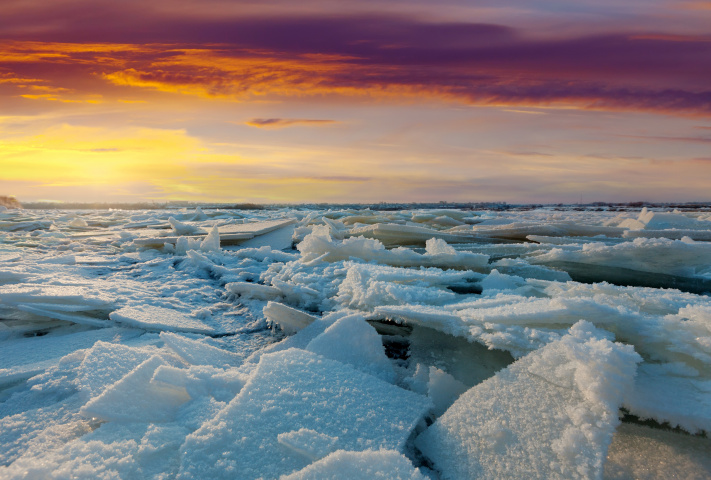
[
  {"xmin": 226, "ymin": 281, "xmax": 282, "ymax": 300},
  {"xmin": 177, "ymin": 348, "xmax": 432, "ymax": 480},
  {"xmin": 80, "ymin": 355, "xmax": 190, "ymax": 423},
  {"xmin": 78, "ymin": 341, "xmax": 156, "ymax": 399},
  {"xmin": 160, "ymin": 331, "xmax": 241, "ymax": 368},
  {"xmin": 263, "ymin": 301, "xmax": 316, "ymax": 334},
  {"xmin": 416, "ymin": 321, "xmax": 641, "ymax": 480},
  {"xmin": 306, "ymin": 314, "xmax": 395, "ymax": 383}
]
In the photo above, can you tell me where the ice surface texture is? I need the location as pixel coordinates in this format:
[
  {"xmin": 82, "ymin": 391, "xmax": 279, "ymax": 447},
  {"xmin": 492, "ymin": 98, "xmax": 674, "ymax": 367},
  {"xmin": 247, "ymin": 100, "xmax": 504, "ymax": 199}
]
[
  {"xmin": 1, "ymin": 206, "xmax": 711, "ymax": 479},
  {"xmin": 177, "ymin": 348, "xmax": 431, "ymax": 479},
  {"xmin": 281, "ymin": 449, "xmax": 428, "ymax": 480}
]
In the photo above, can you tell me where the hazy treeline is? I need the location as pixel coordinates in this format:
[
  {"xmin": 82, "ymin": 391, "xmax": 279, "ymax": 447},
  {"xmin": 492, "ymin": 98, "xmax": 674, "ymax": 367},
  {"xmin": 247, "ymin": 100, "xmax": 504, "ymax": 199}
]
[
  {"xmin": 21, "ymin": 202, "xmax": 266, "ymax": 210},
  {"xmin": 9, "ymin": 199, "xmax": 711, "ymax": 212},
  {"xmin": 0, "ymin": 196, "xmax": 22, "ymax": 209}
]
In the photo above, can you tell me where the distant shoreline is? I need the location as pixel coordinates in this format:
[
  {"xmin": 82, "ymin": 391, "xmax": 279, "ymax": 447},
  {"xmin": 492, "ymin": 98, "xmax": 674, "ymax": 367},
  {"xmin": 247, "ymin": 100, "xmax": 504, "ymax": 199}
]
[{"xmin": 12, "ymin": 201, "xmax": 711, "ymax": 212}]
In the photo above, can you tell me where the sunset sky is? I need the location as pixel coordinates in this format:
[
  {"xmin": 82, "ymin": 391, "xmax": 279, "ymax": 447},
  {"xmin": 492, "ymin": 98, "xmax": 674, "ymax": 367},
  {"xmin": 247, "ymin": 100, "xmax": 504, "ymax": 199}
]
[{"xmin": 1, "ymin": 0, "xmax": 710, "ymax": 204}]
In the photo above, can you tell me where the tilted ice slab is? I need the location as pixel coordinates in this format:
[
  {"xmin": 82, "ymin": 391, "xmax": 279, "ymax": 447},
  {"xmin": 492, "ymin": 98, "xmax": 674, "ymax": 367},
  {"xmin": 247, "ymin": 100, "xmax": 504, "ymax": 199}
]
[
  {"xmin": 637, "ymin": 209, "xmax": 711, "ymax": 231},
  {"xmin": 470, "ymin": 222, "xmax": 626, "ymax": 241},
  {"xmin": 378, "ymin": 273, "xmax": 710, "ymax": 365},
  {"xmin": 298, "ymin": 227, "xmax": 489, "ymax": 271},
  {"xmin": 225, "ymin": 281, "xmax": 283, "ymax": 301},
  {"xmin": 109, "ymin": 305, "xmax": 216, "ymax": 334},
  {"xmin": 160, "ymin": 331, "xmax": 242, "ymax": 368},
  {"xmin": 281, "ymin": 449, "xmax": 427, "ymax": 480},
  {"xmin": 530, "ymin": 237, "xmax": 711, "ymax": 279},
  {"xmin": 305, "ymin": 314, "xmax": 395, "ymax": 383},
  {"xmin": 177, "ymin": 348, "xmax": 432, "ymax": 480},
  {"xmin": 151, "ymin": 364, "xmax": 249, "ymax": 403},
  {"xmin": 0, "ymin": 328, "xmax": 143, "ymax": 386},
  {"xmin": 14, "ymin": 303, "xmax": 110, "ymax": 328},
  {"xmin": 134, "ymin": 218, "xmax": 296, "ymax": 248},
  {"xmin": 416, "ymin": 321, "xmax": 641, "ymax": 480},
  {"xmin": 346, "ymin": 222, "xmax": 483, "ymax": 246},
  {"xmin": 378, "ymin": 275, "xmax": 711, "ymax": 433},
  {"xmin": 624, "ymin": 229, "xmax": 711, "ymax": 241},
  {"xmin": 242, "ymin": 311, "xmax": 345, "ymax": 366},
  {"xmin": 263, "ymin": 301, "xmax": 316, "ymax": 334},
  {"xmin": 77, "ymin": 341, "xmax": 158, "ymax": 400},
  {"xmin": 80, "ymin": 355, "xmax": 190, "ymax": 423},
  {"xmin": 336, "ymin": 261, "xmax": 483, "ymax": 311},
  {"xmin": 377, "ymin": 302, "xmax": 563, "ymax": 358},
  {"xmin": 624, "ymin": 363, "xmax": 711, "ymax": 434},
  {"xmin": 0, "ymin": 284, "xmax": 114, "ymax": 309},
  {"xmin": 234, "ymin": 222, "xmax": 295, "ymax": 251}
]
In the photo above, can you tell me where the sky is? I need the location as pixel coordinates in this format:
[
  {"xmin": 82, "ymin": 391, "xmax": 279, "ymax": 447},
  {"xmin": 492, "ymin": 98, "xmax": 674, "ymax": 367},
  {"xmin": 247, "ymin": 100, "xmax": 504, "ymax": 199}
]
[{"xmin": 1, "ymin": 0, "xmax": 710, "ymax": 204}]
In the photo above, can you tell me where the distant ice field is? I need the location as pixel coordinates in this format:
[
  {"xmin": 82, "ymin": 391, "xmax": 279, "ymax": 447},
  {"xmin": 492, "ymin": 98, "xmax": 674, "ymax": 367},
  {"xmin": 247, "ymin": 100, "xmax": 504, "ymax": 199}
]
[{"xmin": 0, "ymin": 205, "xmax": 710, "ymax": 479}]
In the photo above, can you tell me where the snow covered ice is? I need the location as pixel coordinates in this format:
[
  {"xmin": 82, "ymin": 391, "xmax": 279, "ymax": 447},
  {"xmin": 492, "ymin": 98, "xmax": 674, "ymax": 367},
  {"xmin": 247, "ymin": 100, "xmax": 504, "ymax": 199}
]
[{"xmin": 1, "ymin": 205, "xmax": 710, "ymax": 479}]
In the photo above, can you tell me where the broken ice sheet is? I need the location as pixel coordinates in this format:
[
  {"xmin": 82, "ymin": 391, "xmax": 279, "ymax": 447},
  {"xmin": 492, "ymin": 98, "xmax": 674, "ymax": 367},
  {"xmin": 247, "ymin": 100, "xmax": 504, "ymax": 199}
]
[
  {"xmin": 623, "ymin": 363, "xmax": 711, "ymax": 434},
  {"xmin": 109, "ymin": 305, "xmax": 216, "ymax": 335},
  {"xmin": 281, "ymin": 449, "xmax": 427, "ymax": 480},
  {"xmin": 2, "ymin": 421, "xmax": 190, "ymax": 479},
  {"xmin": 80, "ymin": 355, "xmax": 190, "ymax": 423},
  {"xmin": 529, "ymin": 236, "xmax": 711, "ymax": 281},
  {"xmin": 0, "ymin": 284, "xmax": 114, "ymax": 309},
  {"xmin": 305, "ymin": 314, "xmax": 395, "ymax": 383},
  {"xmin": 77, "ymin": 341, "xmax": 158, "ymax": 400},
  {"xmin": 263, "ymin": 301, "xmax": 317, "ymax": 334},
  {"xmin": 0, "ymin": 328, "xmax": 143, "ymax": 386},
  {"xmin": 416, "ymin": 321, "xmax": 641, "ymax": 480},
  {"xmin": 1, "ymin": 206, "xmax": 711, "ymax": 478},
  {"xmin": 298, "ymin": 226, "xmax": 489, "ymax": 270},
  {"xmin": 177, "ymin": 348, "xmax": 431, "ymax": 480},
  {"xmin": 160, "ymin": 331, "xmax": 242, "ymax": 368}
]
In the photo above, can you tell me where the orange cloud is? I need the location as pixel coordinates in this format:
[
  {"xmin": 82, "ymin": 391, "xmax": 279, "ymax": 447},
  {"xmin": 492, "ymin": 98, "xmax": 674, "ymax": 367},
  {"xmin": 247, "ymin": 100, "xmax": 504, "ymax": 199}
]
[
  {"xmin": 682, "ymin": 1, "xmax": 711, "ymax": 10},
  {"xmin": 3, "ymin": 29, "xmax": 711, "ymax": 116},
  {"xmin": 99, "ymin": 49, "xmax": 388, "ymax": 101}
]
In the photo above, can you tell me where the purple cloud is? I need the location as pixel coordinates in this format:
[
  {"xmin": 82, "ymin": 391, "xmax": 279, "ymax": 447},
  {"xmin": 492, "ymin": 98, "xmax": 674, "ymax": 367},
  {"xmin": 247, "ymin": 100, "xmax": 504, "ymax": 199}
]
[
  {"xmin": 2, "ymin": 5, "xmax": 711, "ymax": 115},
  {"xmin": 245, "ymin": 118, "xmax": 337, "ymax": 128}
]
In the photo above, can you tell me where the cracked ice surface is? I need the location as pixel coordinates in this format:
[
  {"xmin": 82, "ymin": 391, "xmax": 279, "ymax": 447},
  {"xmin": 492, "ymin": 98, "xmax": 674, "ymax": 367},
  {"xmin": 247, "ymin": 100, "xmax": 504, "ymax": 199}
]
[{"xmin": 1, "ymin": 205, "xmax": 710, "ymax": 479}]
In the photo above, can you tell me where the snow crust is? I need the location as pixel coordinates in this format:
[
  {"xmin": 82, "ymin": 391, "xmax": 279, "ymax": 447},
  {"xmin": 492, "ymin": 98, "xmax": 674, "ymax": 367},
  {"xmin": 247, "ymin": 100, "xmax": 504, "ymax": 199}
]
[{"xmin": 1, "ymin": 205, "xmax": 710, "ymax": 479}]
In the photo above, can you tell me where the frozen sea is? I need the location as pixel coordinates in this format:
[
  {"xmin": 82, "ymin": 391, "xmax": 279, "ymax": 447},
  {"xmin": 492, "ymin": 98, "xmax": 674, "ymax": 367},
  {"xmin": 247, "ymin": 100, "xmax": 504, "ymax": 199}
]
[{"xmin": 0, "ymin": 205, "xmax": 710, "ymax": 479}]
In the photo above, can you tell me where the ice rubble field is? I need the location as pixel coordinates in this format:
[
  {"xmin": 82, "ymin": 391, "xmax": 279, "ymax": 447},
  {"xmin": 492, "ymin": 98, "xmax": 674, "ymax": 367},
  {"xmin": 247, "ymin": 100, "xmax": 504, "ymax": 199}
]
[{"xmin": 1, "ymin": 206, "xmax": 710, "ymax": 479}]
